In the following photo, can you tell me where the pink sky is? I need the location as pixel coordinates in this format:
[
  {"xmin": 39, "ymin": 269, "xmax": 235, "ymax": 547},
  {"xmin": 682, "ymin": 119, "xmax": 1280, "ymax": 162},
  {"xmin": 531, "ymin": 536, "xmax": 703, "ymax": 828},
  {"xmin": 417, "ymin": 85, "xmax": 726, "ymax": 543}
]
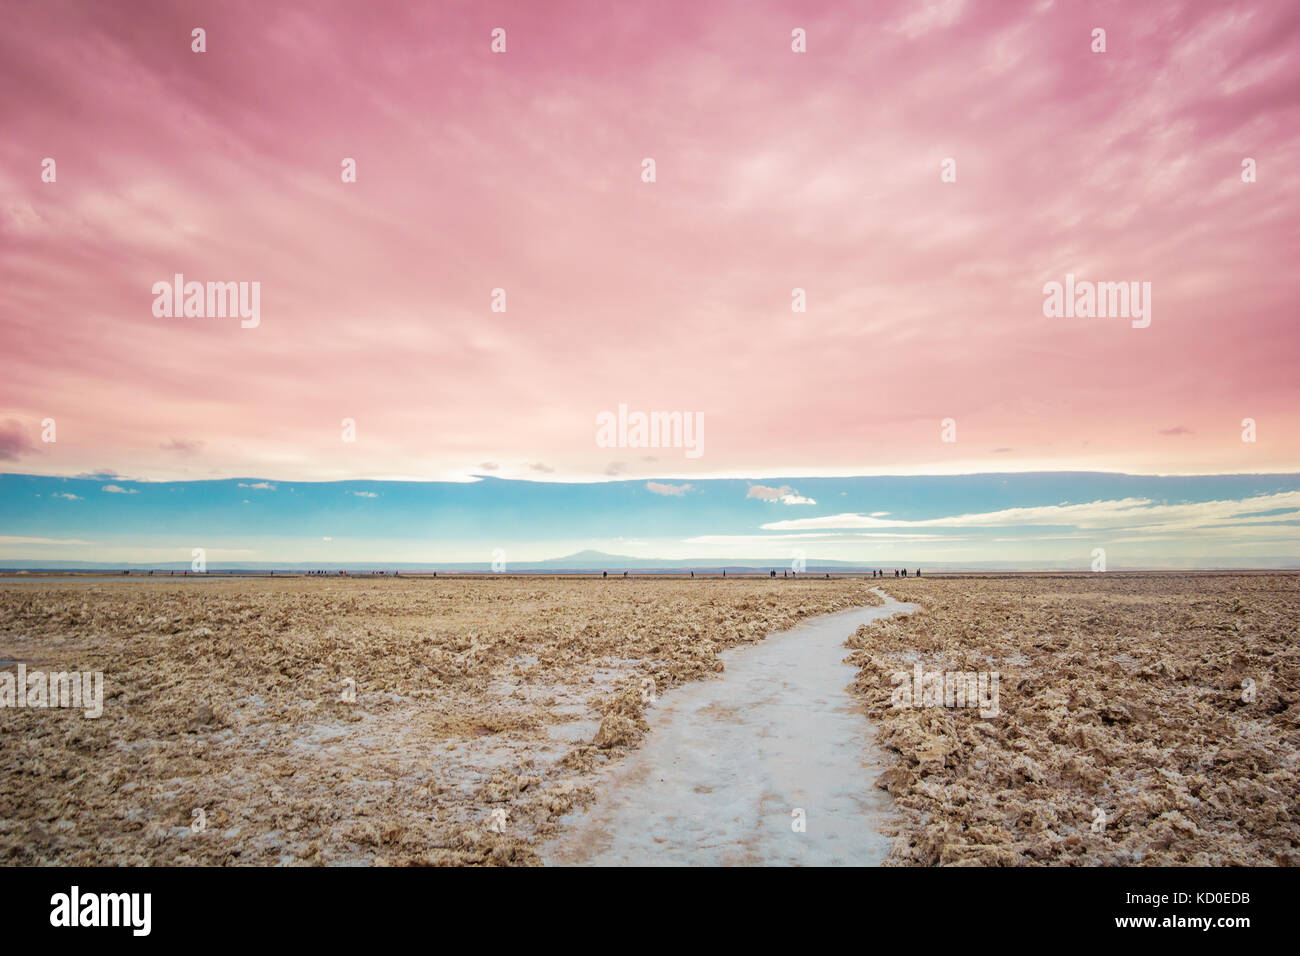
[{"xmin": 2, "ymin": 0, "xmax": 1298, "ymax": 483}]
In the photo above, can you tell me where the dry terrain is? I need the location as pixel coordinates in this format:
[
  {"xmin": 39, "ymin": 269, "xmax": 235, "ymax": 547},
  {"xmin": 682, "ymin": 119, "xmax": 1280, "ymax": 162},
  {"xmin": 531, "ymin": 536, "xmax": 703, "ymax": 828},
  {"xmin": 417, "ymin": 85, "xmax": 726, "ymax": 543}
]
[
  {"xmin": 0, "ymin": 575, "xmax": 879, "ymax": 865},
  {"xmin": 853, "ymin": 573, "xmax": 1300, "ymax": 865},
  {"xmin": 3, "ymin": 573, "xmax": 1296, "ymax": 866}
]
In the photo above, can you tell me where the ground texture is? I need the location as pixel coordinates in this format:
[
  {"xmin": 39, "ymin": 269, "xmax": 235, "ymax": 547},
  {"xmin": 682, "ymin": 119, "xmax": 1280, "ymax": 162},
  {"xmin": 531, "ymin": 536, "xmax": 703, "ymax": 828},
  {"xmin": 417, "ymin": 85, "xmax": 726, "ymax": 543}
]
[
  {"xmin": 3, "ymin": 574, "xmax": 1296, "ymax": 866},
  {"xmin": 856, "ymin": 573, "xmax": 1300, "ymax": 865},
  {"xmin": 0, "ymin": 576, "xmax": 878, "ymax": 865}
]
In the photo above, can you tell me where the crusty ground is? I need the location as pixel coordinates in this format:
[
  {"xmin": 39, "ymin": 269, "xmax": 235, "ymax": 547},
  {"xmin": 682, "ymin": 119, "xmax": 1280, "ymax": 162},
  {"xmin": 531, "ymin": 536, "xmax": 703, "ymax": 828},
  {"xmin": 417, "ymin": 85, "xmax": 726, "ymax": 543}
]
[
  {"xmin": 852, "ymin": 573, "xmax": 1300, "ymax": 866},
  {"xmin": 0, "ymin": 576, "xmax": 880, "ymax": 865}
]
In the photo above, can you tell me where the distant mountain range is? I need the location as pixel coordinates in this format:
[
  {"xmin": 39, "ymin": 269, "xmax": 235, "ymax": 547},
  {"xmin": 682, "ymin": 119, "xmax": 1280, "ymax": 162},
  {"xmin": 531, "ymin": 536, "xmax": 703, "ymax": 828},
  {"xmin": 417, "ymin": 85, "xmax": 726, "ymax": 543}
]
[
  {"xmin": 1, "ymin": 550, "xmax": 1295, "ymax": 573},
  {"xmin": 0, "ymin": 550, "xmax": 864, "ymax": 573}
]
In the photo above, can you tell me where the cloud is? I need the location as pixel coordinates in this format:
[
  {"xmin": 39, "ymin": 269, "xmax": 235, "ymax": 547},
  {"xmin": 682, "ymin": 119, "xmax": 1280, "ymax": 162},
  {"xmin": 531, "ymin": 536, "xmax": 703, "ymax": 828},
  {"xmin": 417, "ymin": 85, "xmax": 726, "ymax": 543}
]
[
  {"xmin": 52, "ymin": 493, "xmax": 83, "ymax": 500},
  {"xmin": 605, "ymin": 462, "xmax": 628, "ymax": 476},
  {"xmin": 761, "ymin": 492, "xmax": 1300, "ymax": 536},
  {"xmin": 0, "ymin": 5, "xmax": 1296, "ymax": 489},
  {"xmin": 1158, "ymin": 426, "xmax": 1193, "ymax": 436},
  {"xmin": 160, "ymin": 438, "xmax": 204, "ymax": 454},
  {"xmin": 101, "ymin": 485, "xmax": 138, "ymax": 494},
  {"xmin": 238, "ymin": 482, "xmax": 276, "ymax": 490},
  {"xmin": 351, "ymin": 491, "xmax": 379, "ymax": 498},
  {"xmin": 528, "ymin": 462, "xmax": 555, "ymax": 473},
  {"xmin": 889, "ymin": 0, "xmax": 968, "ymax": 38},
  {"xmin": 0, "ymin": 420, "xmax": 36, "ymax": 462},
  {"xmin": 646, "ymin": 481, "xmax": 692, "ymax": 497},
  {"xmin": 0, "ymin": 3, "xmax": 1297, "ymax": 484},
  {"xmin": 322, "ymin": 536, "xmax": 333, "ymax": 542},
  {"xmin": 479, "ymin": 462, "xmax": 499, "ymax": 472},
  {"xmin": 0, "ymin": 535, "xmax": 95, "ymax": 545},
  {"xmin": 747, "ymin": 484, "xmax": 817, "ymax": 505}
]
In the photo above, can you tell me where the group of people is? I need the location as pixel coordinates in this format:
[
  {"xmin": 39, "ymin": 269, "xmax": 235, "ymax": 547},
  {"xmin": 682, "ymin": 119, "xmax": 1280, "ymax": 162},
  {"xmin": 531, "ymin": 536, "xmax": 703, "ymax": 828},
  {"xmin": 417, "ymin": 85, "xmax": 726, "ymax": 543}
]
[
  {"xmin": 871, "ymin": 569, "xmax": 920, "ymax": 578},
  {"xmin": 305, "ymin": 570, "xmax": 402, "ymax": 576}
]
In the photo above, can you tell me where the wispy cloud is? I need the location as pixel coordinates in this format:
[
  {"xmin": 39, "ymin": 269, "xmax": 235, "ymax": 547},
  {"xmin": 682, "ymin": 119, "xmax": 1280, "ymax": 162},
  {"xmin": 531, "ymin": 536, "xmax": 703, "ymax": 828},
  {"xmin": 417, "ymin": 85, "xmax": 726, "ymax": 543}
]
[
  {"xmin": 762, "ymin": 493, "xmax": 1300, "ymax": 535},
  {"xmin": 101, "ymin": 485, "xmax": 138, "ymax": 495},
  {"xmin": 0, "ymin": 420, "xmax": 35, "ymax": 462},
  {"xmin": 0, "ymin": 535, "xmax": 95, "ymax": 545},
  {"xmin": 4, "ymin": 1, "xmax": 1295, "ymax": 482}
]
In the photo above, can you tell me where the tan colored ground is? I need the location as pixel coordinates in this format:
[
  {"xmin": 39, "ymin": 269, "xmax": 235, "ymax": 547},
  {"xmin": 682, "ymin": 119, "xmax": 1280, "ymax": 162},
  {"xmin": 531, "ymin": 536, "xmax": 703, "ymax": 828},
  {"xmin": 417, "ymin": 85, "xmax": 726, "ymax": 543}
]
[
  {"xmin": 856, "ymin": 573, "xmax": 1300, "ymax": 865},
  {"xmin": 4, "ymin": 574, "xmax": 1296, "ymax": 866},
  {"xmin": 0, "ymin": 576, "xmax": 879, "ymax": 865}
]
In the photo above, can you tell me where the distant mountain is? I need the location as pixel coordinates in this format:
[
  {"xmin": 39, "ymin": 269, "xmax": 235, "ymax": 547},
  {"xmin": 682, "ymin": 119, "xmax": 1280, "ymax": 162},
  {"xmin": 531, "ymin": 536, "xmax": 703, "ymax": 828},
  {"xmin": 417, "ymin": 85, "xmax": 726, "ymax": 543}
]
[
  {"xmin": 0, "ymin": 550, "xmax": 866, "ymax": 573},
  {"xmin": 531, "ymin": 550, "xmax": 865, "ymax": 570},
  {"xmin": 1, "ymin": 550, "xmax": 1295, "ymax": 573}
]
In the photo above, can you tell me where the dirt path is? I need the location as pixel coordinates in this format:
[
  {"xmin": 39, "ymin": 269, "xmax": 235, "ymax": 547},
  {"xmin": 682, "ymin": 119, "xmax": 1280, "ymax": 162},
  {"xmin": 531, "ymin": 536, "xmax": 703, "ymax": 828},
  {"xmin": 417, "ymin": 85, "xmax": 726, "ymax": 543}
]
[{"xmin": 541, "ymin": 590, "xmax": 917, "ymax": 865}]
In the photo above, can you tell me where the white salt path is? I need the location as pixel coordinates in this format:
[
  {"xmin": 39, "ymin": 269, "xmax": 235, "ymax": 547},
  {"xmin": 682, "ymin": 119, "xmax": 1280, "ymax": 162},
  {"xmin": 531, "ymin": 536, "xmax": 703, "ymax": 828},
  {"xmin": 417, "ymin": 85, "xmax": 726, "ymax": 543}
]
[{"xmin": 542, "ymin": 589, "xmax": 917, "ymax": 866}]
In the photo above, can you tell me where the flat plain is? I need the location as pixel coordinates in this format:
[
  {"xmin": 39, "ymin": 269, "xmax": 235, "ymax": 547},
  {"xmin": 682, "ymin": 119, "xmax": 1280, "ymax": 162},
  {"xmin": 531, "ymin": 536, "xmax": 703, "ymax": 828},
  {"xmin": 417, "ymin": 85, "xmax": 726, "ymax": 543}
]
[{"xmin": 1, "ymin": 573, "xmax": 1295, "ymax": 865}]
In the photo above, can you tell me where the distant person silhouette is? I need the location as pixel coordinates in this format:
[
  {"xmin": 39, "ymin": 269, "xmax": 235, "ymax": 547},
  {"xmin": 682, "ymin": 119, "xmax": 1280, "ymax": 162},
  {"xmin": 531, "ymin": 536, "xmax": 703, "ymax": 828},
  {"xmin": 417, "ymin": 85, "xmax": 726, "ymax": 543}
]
[{"xmin": 603, "ymin": 570, "xmax": 608, "ymax": 578}]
